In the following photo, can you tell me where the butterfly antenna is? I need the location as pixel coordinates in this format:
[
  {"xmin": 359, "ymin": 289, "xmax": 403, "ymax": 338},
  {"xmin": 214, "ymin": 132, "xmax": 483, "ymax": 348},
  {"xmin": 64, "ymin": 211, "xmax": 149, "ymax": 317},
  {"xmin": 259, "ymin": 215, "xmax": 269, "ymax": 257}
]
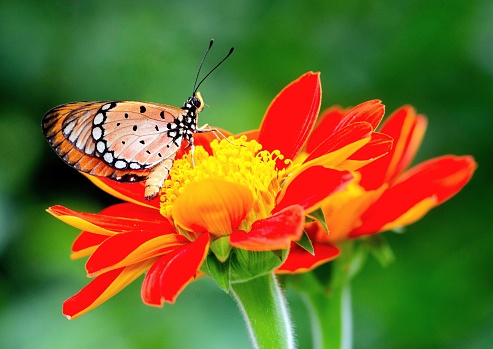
[
  {"xmin": 193, "ymin": 43, "xmax": 234, "ymax": 95},
  {"xmin": 192, "ymin": 39, "xmax": 215, "ymax": 95}
]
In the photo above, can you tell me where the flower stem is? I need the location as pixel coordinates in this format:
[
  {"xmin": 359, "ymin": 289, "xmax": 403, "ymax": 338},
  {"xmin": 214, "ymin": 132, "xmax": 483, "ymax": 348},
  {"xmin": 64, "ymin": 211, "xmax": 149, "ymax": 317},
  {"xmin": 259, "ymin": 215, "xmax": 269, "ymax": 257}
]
[
  {"xmin": 300, "ymin": 241, "xmax": 358, "ymax": 349},
  {"xmin": 231, "ymin": 271, "xmax": 295, "ymax": 349},
  {"xmin": 301, "ymin": 280, "xmax": 352, "ymax": 349}
]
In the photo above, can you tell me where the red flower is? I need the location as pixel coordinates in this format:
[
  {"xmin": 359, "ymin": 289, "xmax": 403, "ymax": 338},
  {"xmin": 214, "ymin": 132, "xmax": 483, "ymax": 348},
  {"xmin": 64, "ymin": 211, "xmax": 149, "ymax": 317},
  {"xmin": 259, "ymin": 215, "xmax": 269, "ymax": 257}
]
[
  {"xmin": 278, "ymin": 104, "xmax": 477, "ymax": 274},
  {"xmin": 47, "ymin": 72, "xmax": 390, "ymax": 318}
]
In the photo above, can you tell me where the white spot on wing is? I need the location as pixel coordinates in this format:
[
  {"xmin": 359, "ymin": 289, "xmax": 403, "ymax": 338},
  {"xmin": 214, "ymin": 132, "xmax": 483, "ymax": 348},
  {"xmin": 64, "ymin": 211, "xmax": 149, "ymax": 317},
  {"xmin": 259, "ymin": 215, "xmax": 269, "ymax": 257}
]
[
  {"xmin": 94, "ymin": 113, "xmax": 104, "ymax": 125},
  {"xmin": 103, "ymin": 152, "xmax": 114, "ymax": 163},
  {"xmin": 114, "ymin": 160, "xmax": 127, "ymax": 169},
  {"xmin": 101, "ymin": 103, "xmax": 112, "ymax": 111},
  {"xmin": 96, "ymin": 141, "xmax": 106, "ymax": 153},
  {"xmin": 129, "ymin": 162, "xmax": 141, "ymax": 170},
  {"xmin": 92, "ymin": 127, "xmax": 103, "ymax": 140}
]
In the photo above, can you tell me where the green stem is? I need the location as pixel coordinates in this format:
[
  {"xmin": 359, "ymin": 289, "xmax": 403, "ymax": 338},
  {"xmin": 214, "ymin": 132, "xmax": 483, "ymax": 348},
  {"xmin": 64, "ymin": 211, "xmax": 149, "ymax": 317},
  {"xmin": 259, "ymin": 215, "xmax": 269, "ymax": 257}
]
[
  {"xmin": 231, "ymin": 271, "xmax": 295, "ymax": 349},
  {"xmin": 301, "ymin": 241, "xmax": 358, "ymax": 349},
  {"xmin": 301, "ymin": 280, "xmax": 352, "ymax": 349}
]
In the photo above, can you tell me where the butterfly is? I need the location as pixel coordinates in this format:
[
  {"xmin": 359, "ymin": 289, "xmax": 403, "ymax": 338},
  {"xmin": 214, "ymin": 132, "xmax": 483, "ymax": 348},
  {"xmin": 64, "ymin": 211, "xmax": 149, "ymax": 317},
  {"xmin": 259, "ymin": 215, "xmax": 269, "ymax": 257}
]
[{"xmin": 42, "ymin": 40, "xmax": 233, "ymax": 200}]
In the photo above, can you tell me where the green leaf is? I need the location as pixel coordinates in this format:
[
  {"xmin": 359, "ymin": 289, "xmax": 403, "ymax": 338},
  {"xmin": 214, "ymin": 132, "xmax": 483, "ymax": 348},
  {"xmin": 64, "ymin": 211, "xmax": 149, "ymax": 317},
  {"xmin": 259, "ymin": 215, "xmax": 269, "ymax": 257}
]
[
  {"xmin": 295, "ymin": 230, "xmax": 314, "ymax": 255},
  {"xmin": 202, "ymin": 255, "xmax": 231, "ymax": 293},
  {"xmin": 230, "ymin": 249, "xmax": 285, "ymax": 283},
  {"xmin": 210, "ymin": 236, "xmax": 232, "ymax": 262},
  {"xmin": 307, "ymin": 208, "xmax": 328, "ymax": 233},
  {"xmin": 364, "ymin": 234, "xmax": 395, "ymax": 267}
]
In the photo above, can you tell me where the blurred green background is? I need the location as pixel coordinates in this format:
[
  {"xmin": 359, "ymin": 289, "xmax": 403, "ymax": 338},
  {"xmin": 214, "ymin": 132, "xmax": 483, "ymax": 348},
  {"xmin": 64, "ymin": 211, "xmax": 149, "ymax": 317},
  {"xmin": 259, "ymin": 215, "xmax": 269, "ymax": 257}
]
[{"xmin": 1, "ymin": 0, "xmax": 492, "ymax": 348}]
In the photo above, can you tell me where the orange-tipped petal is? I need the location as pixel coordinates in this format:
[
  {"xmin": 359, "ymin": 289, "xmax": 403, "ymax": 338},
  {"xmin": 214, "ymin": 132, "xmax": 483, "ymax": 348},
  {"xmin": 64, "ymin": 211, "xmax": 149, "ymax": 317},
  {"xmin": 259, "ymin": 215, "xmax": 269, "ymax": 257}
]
[
  {"xmin": 306, "ymin": 106, "xmax": 347, "ymax": 153},
  {"xmin": 141, "ymin": 233, "xmax": 210, "ymax": 306},
  {"xmin": 275, "ymin": 166, "xmax": 354, "ymax": 214},
  {"xmin": 173, "ymin": 179, "xmax": 253, "ymax": 237},
  {"xmin": 63, "ymin": 260, "xmax": 154, "ymax": 319},
  {"xmin": 258, "ymin": 72, "xmax": 321, "ymax": 168},
  {"xmin": 276, "ymin": 242, "xmax": 340, "ymax": 274},
  {"xmin": 229, "ymin": 205, "xmax": 305, "ymax": 251},
  {"xmin": 352, "ymin": 155, "xmax": 477, "ymax": 236}
]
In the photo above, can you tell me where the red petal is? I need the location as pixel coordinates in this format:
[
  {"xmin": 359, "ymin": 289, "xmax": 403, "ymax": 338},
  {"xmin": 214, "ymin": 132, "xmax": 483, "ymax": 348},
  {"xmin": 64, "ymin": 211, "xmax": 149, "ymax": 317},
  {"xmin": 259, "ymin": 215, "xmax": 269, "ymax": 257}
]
[
  {"xmin": 335, "ymin": 100, "xmax": 385, "ymax": 132},
  {"xmin": 349, "ymin": 132, "xmax": 394, "ymax": 160},
  {"xmin": 359, "ymin": 106, "xmax": 427, "ymax": 190},
  {"xmin": 304, "ymin": 122, "xmax": 373, "ymax": 163},
  {"xmin": 86, "ymin": 226, "xmax": 187, "ymax": 276},
  {"xmin": 141, "ymin": 233, "xmax": 210, "ymax": 306},
  {"xmin": 258, "ymin": 72, "xmax": 321, "ymax": 167},
  {"xmin": 306, "ymin": 106, "xmax": 347, "ymax": 153},
  {"xmin": 353, "ymin": 155, "xmax": 477, "ymax": 236},
  {"xmin": 63, "ymin": 260, "xmax": 153, "ymax": 319},
  {"xmin": 84, "ymin": 175, "xmax": 161, "ymax": 208},
  {"xmin": 72, "ymin": 232, "xmax": 108, "ymax": 254},
  {"xmin": 276, "ymin": 242, "xmax": 340, "ymax": 274},
  {"xmin": 229, "ymin": 205, "xmax": 305, "ymax": 251},
  {"xmin": 274, "ymin": 167, "xmax": 354, "ymax": 213}
]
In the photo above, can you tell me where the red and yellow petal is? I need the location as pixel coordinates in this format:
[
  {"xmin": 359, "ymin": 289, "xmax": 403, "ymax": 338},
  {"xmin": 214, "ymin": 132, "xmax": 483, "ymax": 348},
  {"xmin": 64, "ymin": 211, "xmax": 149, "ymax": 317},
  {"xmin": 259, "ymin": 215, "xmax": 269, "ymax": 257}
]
[
  {"xmin": 258, "ymin": 72, "xmax": 321, "ymax": 168},
  {"xmin": 141, "ymin": 233, "xmax": 210, "ymax": 306},
  {"xmin": 86, "ymin": 230, "xmax": 189, "ymax": 277},
  {"xmin": 229, "ymin": 205, "xmax": 305, "ymax": 251},
  {"xmin": 304, "ymin": 122, "xmax": 373, "ymax": 164},
  {"xmin": 47, "ymin": 205, "xmax": 165, "ymax": 235},
  {"xmin": 70, "ymin": 203, "xmax": 166, "ymax": 259},
  {"xmin": 335, "ymin": 100, "xmax": 385, "ymax": 133},
  {"xmin": 359, "ymin": 106, "xmax": 427, "ymax": 190},
  {"xmin": 276, "ymin": 242, "xmax": 340, "ymax": 274},
  {"xmin": 63, "ymin": 259, "xmax": 155, "ymax": 320},
  {"xmin": 337, "ymin": 132, "xmax": 394, "ymax": 171},
  {"xmin": 172, "ymin": 179, "xmax": 253, "ymax": 237},
  {"xmin": 352, "ymin": 155, "xmax": 477, "ymax": 236},
  {"xmin": 275, "ymin": 166, "xmax": 354, "ymax": 214},
  {"xmin": 306, "ymin": 106, "xmax": 347, "ymax": 153}
]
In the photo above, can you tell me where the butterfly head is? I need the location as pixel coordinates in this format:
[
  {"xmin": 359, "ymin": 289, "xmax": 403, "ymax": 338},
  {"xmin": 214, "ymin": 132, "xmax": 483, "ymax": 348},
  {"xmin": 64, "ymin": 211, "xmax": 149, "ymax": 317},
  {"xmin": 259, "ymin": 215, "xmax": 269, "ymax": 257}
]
[{"xmin": 183, "ymin": 91, "xmax": 204, "ymax": 114}]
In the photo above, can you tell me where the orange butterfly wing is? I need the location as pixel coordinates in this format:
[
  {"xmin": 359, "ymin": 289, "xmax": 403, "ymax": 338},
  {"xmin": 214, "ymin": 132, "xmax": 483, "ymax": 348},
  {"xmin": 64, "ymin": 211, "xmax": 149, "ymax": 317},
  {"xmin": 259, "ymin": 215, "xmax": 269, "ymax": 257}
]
[{"xmin": 42, "ymin": 101, "xmax": 186, "ymax": 182}]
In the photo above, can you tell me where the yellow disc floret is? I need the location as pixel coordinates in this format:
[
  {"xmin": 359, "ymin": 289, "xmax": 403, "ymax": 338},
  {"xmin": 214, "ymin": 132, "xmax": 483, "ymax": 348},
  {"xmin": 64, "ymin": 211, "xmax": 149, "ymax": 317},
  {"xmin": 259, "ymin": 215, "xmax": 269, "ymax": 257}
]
[{"xmin": 160, "ymin": 136, "xmax": 287, "ymax": 231}]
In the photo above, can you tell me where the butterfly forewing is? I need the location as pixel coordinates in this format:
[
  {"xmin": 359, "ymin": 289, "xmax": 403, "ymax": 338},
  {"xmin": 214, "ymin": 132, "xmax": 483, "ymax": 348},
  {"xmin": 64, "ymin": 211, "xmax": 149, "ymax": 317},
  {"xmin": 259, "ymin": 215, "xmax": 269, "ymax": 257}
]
[{"xmin": 42, "ymin": 100, "xmax": 188, "ymax": 184}]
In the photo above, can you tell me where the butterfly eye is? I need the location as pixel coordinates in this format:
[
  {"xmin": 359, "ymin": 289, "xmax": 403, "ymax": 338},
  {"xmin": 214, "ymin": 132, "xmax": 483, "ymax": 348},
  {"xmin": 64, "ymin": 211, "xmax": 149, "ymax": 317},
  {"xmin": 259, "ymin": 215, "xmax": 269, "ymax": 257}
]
[{"xmin": 191, "ymin": 96, "xmax": 202, "ymax": 108}]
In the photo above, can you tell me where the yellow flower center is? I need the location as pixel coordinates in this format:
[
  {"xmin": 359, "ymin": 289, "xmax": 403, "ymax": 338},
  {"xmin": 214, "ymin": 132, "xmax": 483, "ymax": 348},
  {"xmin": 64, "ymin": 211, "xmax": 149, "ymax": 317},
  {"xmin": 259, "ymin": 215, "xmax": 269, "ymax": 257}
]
[{"xmin": 160, "ymin": 136, "xmax": 288, "ymax": 236}]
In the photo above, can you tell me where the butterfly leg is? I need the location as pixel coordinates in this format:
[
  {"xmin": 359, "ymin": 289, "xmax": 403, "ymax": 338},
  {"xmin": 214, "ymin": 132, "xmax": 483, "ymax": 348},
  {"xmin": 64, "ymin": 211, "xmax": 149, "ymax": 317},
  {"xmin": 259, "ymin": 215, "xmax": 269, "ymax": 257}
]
[
  {"xmin": 197, "ymin": 124, "xmax": 234, "ymax": 144},
  {"xmin": 144, "ymin": 158, "xmax": 174, "ymax": 200}
]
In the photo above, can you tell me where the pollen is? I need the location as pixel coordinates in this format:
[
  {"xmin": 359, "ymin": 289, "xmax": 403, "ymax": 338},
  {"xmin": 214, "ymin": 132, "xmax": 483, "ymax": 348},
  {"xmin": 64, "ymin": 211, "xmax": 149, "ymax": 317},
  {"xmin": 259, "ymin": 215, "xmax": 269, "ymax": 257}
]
[{"xmin": 160, "ymin": 136, "xmax": 287, "ymax": 230}]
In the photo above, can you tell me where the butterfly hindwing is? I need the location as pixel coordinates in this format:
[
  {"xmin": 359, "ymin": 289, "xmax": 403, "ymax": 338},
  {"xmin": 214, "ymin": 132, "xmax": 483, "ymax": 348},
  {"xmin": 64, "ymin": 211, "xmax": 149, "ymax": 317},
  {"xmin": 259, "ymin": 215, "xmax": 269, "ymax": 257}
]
[{"xmin": 97, "ymin": 101, "xmax": 184, "ymax": 171}]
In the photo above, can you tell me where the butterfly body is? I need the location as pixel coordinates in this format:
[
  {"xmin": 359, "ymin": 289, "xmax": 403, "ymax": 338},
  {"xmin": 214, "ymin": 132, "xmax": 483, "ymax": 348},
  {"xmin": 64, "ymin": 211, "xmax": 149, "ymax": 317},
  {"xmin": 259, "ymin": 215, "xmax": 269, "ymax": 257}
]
[{"xmin": 42, "ymin": 93, "xmax": 204, "ymax": 199}]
